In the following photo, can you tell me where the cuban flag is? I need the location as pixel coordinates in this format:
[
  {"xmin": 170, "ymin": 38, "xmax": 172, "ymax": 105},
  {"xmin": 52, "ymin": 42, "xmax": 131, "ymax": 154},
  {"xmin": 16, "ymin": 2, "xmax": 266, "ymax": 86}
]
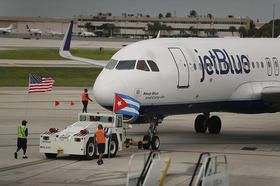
[{"xmin": 113, "ymin": 93, "xmax": 141, "ymax": 117}]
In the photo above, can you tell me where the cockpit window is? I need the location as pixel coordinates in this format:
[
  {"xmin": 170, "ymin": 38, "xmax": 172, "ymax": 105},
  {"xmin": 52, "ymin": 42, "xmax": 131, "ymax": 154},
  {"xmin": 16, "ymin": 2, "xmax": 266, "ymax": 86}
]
[
  {"xmin": 136, "ymin": 60, "xmax": 150, "ymax": 71},
  {"xmin": 147, "ymin": 60, "xmax": 159, "ymax": 72},
  {"xmin": 116, "ymin": 60, "xmax": 136, "ymax": 70},
  {"xmin": 105, "ymin": 59, "xmax": 118, "ymax": 69}
]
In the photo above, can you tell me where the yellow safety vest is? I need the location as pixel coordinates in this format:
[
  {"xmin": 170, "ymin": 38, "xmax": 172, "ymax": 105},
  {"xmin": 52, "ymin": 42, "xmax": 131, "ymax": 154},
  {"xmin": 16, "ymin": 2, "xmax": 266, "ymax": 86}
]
[{"xmin": 18, "ymin": 125, "xmax": 27, "ymax": 139}]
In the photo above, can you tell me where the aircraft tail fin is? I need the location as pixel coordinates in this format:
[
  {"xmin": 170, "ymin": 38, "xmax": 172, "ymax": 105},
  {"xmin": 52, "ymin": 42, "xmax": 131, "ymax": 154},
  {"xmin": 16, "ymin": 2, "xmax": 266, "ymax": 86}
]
[
  {"xmin": 8, "ymin": 24, "xmax": 14, "ymax": 30},
  {"xmin": 26, "ymin": 25, "xmax": 30, "ymax": 31},
  {"xmin": 59, "ymin": 21, "xmax": 107, "ymax": 67}
]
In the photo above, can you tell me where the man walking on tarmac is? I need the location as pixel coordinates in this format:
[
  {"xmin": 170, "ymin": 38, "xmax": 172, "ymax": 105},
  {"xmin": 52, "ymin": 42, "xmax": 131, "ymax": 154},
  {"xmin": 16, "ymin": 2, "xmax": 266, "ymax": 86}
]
[
  {"xmin": 14, "ymin": 120, "xmax": 28, "ymax": 159},
  {"xmin": 82, "ymin": 88, "xmax": 93, "ymax": 113},
  {"xmin": 94, "ymin": 124, "xmax": 110, "ymax": 165}
]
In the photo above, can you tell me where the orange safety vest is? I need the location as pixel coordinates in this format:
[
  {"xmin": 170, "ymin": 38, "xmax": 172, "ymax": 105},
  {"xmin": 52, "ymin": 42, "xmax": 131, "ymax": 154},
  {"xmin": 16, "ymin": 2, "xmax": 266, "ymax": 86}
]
[
  {"xmin": 82, "ymin": 92, "xmax": 89, "ymax": 101},
  {"xmin": 95, "ymin": 129, "xmax": 106, "ymax": 144}
]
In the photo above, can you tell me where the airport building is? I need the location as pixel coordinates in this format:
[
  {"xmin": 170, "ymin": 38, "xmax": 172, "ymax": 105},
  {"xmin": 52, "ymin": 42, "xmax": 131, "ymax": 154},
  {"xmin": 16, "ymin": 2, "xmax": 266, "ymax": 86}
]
[
  {"xmin": 77, "ymin": 15, "xmax": 252, "ymax": 38},
  {"xmin": 0, "ymin": 15, "xmax": 254, "ymax": 37}
]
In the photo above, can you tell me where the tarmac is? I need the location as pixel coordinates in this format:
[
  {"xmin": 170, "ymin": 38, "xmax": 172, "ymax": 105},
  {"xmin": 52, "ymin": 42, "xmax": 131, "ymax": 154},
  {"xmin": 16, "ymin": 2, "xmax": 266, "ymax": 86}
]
[
  {"xmin": 1, "ymin": 87, "xmax": 280, "ymax": 186},
  {"xmin": 0, "ymin": 37, "xmax": 134, "ymax": 50},
  {"xmin": 1, "ymin": 37, "xmax": 280, "ymax": 185}
]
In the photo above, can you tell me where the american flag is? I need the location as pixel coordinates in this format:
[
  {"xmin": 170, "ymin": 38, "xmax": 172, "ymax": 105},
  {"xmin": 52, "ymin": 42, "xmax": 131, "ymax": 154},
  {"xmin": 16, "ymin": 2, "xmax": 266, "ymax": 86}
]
[{"xmin": 28, "ymin": 74, "xmax": 55, "ymax": 93}]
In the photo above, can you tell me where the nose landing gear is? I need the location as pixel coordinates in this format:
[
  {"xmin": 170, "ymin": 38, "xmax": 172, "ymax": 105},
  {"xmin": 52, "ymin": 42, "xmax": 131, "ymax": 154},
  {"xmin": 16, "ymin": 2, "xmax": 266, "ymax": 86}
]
[
  {"xmin": 142, "ymin": 117, "xmax": 161, "ymax": 150},
  {"xmin": 194, "ymin": 113, "xmax": 222, "ymax": 134}
]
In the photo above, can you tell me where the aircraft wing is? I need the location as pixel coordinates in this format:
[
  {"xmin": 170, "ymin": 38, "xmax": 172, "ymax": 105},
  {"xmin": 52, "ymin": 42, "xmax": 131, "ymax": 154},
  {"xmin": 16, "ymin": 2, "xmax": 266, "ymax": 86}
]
[
  {"xmin": 59, "ymin": 21, "xmax": 107, "ymax": 67},
  {"xmin": 261, "ymin": 86, "xmax": 280, "ymax": 104}
]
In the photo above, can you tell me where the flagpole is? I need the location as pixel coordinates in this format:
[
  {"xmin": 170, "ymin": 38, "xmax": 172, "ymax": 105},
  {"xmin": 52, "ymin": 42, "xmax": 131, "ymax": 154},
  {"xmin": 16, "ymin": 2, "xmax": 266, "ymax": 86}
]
[
  {"xmin": 113, "ymin": 93, "xmax": 116, "ymax": 114},
  {"xmin": 25, "ymin": 74, "xmax": 31, "ymax": 120}
]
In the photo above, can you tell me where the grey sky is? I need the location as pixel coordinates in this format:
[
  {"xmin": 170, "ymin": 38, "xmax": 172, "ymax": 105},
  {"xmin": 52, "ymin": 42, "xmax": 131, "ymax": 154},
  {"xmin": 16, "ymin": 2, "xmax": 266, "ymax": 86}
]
[{"xmin": 0, "ymin": 0, "xmax": 279, "ymax": 23}]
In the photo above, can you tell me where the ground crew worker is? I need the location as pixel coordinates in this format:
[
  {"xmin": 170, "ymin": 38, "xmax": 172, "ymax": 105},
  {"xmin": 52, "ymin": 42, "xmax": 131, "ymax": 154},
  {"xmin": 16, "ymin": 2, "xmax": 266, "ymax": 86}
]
[
  {"xmin": 82, "ymin": 88, "xmax": 93, "ymax": 113},
  {"xmin": 94, "ymin": 124, "xmax": 110, "ymax": 165},
  {"xmin": 14, "ymin": 120, "xmax": 28, "ymax": 159}
]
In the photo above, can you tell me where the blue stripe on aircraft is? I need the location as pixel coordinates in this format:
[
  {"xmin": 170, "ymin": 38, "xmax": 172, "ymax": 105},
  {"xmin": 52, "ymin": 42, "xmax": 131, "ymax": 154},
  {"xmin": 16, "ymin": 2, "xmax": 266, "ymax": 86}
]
[{"xmin": 63, "ymin": 20, "xmax": 73, "ymax": 51}]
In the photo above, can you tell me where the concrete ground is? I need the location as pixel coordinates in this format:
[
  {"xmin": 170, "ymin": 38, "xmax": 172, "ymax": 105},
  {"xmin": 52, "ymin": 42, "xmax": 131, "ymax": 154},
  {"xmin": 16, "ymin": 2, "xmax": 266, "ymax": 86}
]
[
  {"xmin": 0, "ymin": 37, "xmax": 134, "ymax": 50},
  {"xmin": 0, "ymin": 87, "xmax": 280, "ymax": 186}
]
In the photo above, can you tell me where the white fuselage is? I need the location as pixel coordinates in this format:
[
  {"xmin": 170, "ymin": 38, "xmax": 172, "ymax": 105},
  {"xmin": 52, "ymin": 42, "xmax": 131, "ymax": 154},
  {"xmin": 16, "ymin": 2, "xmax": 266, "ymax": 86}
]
[
  {"xmin": 0, "ymin": 24, "xmax": 13, "ymax": 34},
  {"xmin": 80, "ymin": 31, "xmax": 96, "ymax": 37},
  {"xmin": 93, "ymin": 38, "xmax": 280, "ymax": 117},
  {"xmin": 49, "ymin": 31, "xmax": 63, "ymax": 36}
]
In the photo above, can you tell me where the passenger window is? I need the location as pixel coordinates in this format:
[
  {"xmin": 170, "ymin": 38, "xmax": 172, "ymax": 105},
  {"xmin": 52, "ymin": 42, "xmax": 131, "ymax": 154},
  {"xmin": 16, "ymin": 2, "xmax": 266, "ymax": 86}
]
[
  {"xmin": 261, "ymin": 62, "xmax": 264, "ymax": 68},
  {"xmin": 252, "ymin": 62, "xmax": 255, "ymax": 69},
  {"xmin": 105, "ymin": 59, "xmax": 118, "ymax": 69},
  {"xmin": 116, "ymin": 60, "xmax": 136, "ymax": 70},
  {"xmin": 193, "ymin": 63, "xmax": 197, "ymax": 70},
  {"xmin": 272, "ymin": 57, "xmax": 279, "ymax": 76},
  {"xmin": 147, "ymin": 60, "xmax": 159, "ymax": 72},
  {"xmin": 136, "ymin": 60, "xmax": 150, "ymax": 71},
  {"xmin": 256, "ymin": 62, "xmax": 260, "ymax": 68}
]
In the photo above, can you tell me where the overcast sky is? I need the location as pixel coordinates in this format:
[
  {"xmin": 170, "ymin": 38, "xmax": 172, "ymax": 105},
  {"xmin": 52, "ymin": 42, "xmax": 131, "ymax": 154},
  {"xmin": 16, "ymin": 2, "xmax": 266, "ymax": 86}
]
[{"xmin": 0, "ymin": 0, "xmax": 280, "ymax": 23}]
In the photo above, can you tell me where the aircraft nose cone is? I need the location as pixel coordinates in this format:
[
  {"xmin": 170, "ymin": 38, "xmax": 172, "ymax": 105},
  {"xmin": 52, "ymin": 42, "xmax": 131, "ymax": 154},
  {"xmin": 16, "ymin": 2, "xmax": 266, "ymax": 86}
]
[{"xmin": 93, "ymin": 72, "xmax": 119, "ymax": 107}]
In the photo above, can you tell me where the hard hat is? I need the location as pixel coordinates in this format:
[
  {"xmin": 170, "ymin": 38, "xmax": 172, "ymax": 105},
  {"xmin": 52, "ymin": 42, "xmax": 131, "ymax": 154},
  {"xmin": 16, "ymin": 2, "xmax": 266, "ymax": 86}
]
[{"xmin": 22, "ymin": 120, "xmax": 28, "ymax": 125}]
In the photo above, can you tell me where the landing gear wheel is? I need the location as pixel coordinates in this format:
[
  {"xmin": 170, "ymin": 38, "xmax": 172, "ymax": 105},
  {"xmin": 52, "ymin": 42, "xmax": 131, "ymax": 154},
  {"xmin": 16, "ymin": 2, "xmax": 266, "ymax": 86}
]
[
  {"xmin": 108, "ymin": 136, "xmax": 118, "ymax": 158},
  {"xmin": 143, "ymin": 135, "xmax": 151, "ymax": 150},
  {"xmin": 138, "ymin": 141, "xmax": 143, "ymax": 149},
  {"xmin": 45, "ymin": 153, "xmax": 57, "ymax": 159},
  {"xmin": 207, "ymin": 116, "xmax": 221, "ymax": 134},
  {"xmin": 151, "ymin": 136, "xmax": 160, "ymax": 150},
  {"xmin": 85, "ymin": 138, "xmax": 96, "ymax": 160},
  {"xmin": 194, "ymin": 114, "xmax": 207, "ymax": 133}
]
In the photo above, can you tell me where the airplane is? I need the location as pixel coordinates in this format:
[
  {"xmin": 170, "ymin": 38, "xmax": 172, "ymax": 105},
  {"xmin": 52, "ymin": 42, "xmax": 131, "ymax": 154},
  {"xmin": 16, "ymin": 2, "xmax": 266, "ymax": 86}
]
[
  {"xmin": 49, "ymin": 30, "xmax": 64, "ymax": 37},
  {"xmin": 0, "ymin": 24, "xmax": 14, "ymax": 34},
  {"xmin": 26, "ymin": 25, "xmax": 42, "ymax": 36},
  {"xmin": 60, "ymin": 21, "xmax": 280, "ymax": 146},
  {"xmin": 80, "ymin": 29, "xmax": 96, "ymax": 37}
]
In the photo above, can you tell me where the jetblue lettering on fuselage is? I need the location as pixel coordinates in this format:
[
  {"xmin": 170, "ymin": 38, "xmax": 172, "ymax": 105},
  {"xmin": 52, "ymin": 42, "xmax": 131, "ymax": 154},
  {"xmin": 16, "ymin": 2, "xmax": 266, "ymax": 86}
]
[{"xmin": 194, "ymin": 49, "xmax": 251, "ymax": 82}]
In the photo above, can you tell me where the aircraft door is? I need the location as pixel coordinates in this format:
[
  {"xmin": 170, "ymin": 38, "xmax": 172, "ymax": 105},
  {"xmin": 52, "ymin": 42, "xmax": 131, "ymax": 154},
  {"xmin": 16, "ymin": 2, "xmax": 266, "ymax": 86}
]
[{"xmin": 169, "ymin": 47, "xmax": 190, "ymax": 88}]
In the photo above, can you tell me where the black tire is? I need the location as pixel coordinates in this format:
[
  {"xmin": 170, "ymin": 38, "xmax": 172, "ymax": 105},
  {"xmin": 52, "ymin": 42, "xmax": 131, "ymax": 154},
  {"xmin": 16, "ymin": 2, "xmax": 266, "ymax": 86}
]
[
  {"xmin": 45, "ymin": 153, "xmax": 57, "ymax": 159},
  {"xmin": 151, "ymin": 136, "xmax": 160, "ymax": 150},
  {"xmin": 194, "ymin": 114, "xmax": 207, "ymax": 133},
  {"xmin": 207, "ymin": 116, "xmax": 222, "ymax": 134},
  {"xmin": 138, "ymin": 141, "xmax": 143, "ymax": 149},
  {"xmin": 85, "ymin": 138, "xmax": 96, "ymax": 160},
  {"xmin": 143, "ymin": 135, "xmax": 151, "ymax": 150},
  {"xmin": 107, "ymin": 136, "xmax": 118, "ymax": 158}
]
